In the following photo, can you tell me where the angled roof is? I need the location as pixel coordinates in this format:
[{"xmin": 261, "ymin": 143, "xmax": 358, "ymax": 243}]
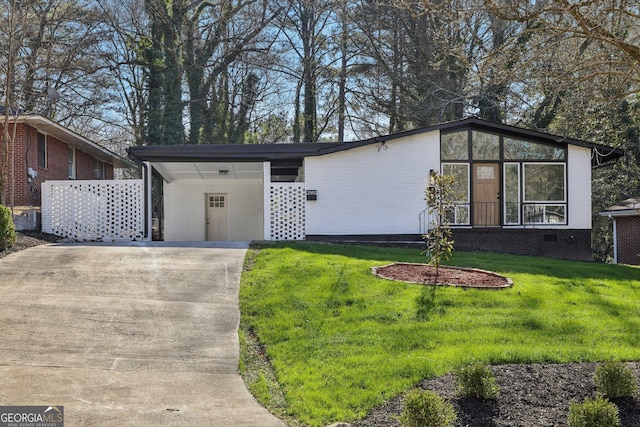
[
  {"xmin": 2, "ymin": 112, "xmax": 131, "ymax": 168},
  {"xmin": 600, "ymin": 197, "xmax": 640, "ymax": 217},
  {"xmin": 128, "ymin": 116, "xmax": 624, "ymax": 167}
]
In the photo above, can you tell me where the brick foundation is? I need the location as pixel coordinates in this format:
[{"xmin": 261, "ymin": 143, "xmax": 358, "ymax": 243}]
[{"xmin": 307, "ymin": 228, "xmax": 592, "ymax": 261}]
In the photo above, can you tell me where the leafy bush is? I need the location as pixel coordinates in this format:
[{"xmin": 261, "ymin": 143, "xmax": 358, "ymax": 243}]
[
  {"xmin": 567, "ymin": 396, "xmax": 620, "ymax": 427},
  {"xmin": 400, "ymin": 389, "xmax": 457, "ymax": 427},
  {"xmin": 594, "ymin": 361, "xmax": 638, "ymax": 398},
  {"xmin": 0, "ymin": 205, "xmax": 16, "ymax": 251},
  {"xmin": 456, "ymin": 364, "xmax": 499, "ymax": 399}
]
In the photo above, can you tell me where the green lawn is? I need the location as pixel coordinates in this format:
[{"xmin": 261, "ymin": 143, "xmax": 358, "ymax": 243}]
[{"xmin": 239, "ymin": 242, "xmax": 640, "ymax": 426}]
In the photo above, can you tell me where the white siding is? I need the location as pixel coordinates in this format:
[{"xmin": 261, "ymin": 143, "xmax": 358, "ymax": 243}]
[
  {"xmin": 567, "ymin": 145, "xmax": 592, "ymax": 229},
  {"xmin": 304, "ymin": 131, "xmax": 440, "ymax": 236},
  {"xmin": 163, "ymin": 178, "xmax": 263, "ymax": 241}
]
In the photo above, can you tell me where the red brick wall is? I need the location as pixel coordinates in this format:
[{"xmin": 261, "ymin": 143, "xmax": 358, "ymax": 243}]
[
  {"xmin": 105, "ymin": 163, "xmax": 114, "ymax": 179},
  {"xmin": 616, "ymin": 216, "xmax": 640, "ymax": 265},
  {"xmin": 75, "ymin": 149, "xmax": 96, "ymax": 180},
  {"xmin": 0, "ymin": 122, "xmax": 115, "ymax": 207}
]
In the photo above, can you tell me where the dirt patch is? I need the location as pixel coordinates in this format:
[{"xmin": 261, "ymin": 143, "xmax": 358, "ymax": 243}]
[
  {"xmin": 372, "ymin": 263, "xmax": 513, "ymax": 289},
  {"xmin": 351, "ymin": 363, "xmax": 640, "ymax": 427},
  {"xmin": 0, "ymin": 231, "xmax": 61, "ymax": 260}
]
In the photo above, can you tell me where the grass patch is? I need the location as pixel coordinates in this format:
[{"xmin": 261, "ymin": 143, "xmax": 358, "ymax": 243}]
[{"xmin": 239, "ymin": 242, "xmax": 640, "ymax": 426}]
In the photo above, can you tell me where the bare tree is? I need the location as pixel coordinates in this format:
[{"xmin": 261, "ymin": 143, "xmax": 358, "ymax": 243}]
[{"xmin": 482, "ymin": 0, "xmax": 640, "ymax": 100}]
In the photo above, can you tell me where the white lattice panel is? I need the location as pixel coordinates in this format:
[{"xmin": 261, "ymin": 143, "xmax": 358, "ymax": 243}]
[
  {"xmin": 42, "ymin": 180, "xmax": 144, "ymax": 241},
  {"xmin": 270, "ymin": 184, "xmax": 305, "ymax": 240}
]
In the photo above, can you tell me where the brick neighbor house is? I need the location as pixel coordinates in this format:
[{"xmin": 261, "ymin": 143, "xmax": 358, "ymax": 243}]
[
  {"xmin": 0, "ymin": 111, "xmax": 127, "ymax": 229},
  {"xmin": 600, "ymin": 197, "xmax": 640, "ymax": 265}
]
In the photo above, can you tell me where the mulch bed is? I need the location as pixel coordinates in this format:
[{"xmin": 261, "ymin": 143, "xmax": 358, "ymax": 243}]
[
  {"xmin": 352, "ymin": 363, "xmax": 640, "ymax": 427},
  {"xmin": 372, "ymin": 262, "xmax": 513, "ymax": 288},
  {"xmin": 0, "ymin": 230, "xmax": 61, "ymax": 260}
]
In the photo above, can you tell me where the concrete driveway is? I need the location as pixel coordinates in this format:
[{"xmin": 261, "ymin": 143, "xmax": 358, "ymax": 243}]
[{"xmin": 0, "ymin": 242, "xmax": 285, "ymax": 426}]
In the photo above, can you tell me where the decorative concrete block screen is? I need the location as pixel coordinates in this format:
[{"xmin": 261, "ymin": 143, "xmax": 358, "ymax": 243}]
[
  {"xmin": 270, "ymin": 183, "xmax": 305, "ymax": 240},
  {"xmin": 42, "ymin": 180, "xmax": 144, "ymax": 241}
]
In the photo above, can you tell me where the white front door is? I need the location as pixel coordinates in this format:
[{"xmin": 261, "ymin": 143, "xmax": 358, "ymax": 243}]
[{"xmin": 206, "ymin": 193, "xmax": 229, "ymax": 241}]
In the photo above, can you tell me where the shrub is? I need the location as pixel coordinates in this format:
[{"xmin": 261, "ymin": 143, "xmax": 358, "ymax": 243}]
[
  {"xmin": 400, "ymin": 389, "xmax": 457, "ymax": 427},
  {"xmin": 567, "ymin": 396, "xmax": 620, "ymax": 427},
  {"xmin": 0, "ymin": 205, "xmax": 16, "ymax": 251},
  {"xmin": 595, "ymin": 361, "xmax": 638, "ymax": 398},
  {"xmin": 456, "ymin": 364, "xmax": 499, "ymax": 399}
]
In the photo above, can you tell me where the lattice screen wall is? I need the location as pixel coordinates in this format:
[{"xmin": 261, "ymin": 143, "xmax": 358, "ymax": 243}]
[
  {"xmin": 269, "ymin": 183, "xmax": 306, "ymax": 240},
  {"xmin": 42, "ymin": 180, "xmax": 145, "ymax": 241}
]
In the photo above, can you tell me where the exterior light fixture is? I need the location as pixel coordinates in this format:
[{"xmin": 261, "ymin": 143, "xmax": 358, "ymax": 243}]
[{"xmin": 429, "ymin": 169, "xmax": 436, "ymax": 188}]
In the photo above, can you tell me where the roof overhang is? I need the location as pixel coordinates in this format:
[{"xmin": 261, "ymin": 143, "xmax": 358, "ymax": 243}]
[
  {"xmin": 600, "ymin": 197, "xmax": 640, "ymax": 218},
  {"xmin": 391, "ymin": 117, "xmax": 625, "ymax": 167},
  {"xmin": 4, "ymin": 114, "xmax": 133, "ymax": 168},
  {"xmin": 129, "ymin": 143, "xmax": 341, "ymax": 182},
  {"xmin": 128, "ymin": 117, "xmax": 625, "ymax": 176}
]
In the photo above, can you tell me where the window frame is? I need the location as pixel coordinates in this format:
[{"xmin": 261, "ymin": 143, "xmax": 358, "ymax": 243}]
[
  {"xmin": 440, "ymin": 129, "xmax": 569, "ymax": 227},
  {"xmin": 441, "ymin": 162, "xmax": 471, "ymax": 226},
  {"xmin": 95, "ymin": 159, "xmax": 105, "ymax": 179},
  {"xmin": 68, "ymin": 146, "xmax": 76, "ymax": 179},
  {"xmin": 522, "ymin": 162, "xmax": 567, "ymax": 203},
  {"xmin": 37, "ymin": 132, "xmax": 47, "ymax": 169},
  {"xmin": 503, "ymin": 163, "xmax": 521, "ymax": 225}
]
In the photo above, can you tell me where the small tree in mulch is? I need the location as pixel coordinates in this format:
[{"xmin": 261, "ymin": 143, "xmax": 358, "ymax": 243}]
[{"xmin": 423, "ymin": 171, "xmax": 457, "ymax": 277}]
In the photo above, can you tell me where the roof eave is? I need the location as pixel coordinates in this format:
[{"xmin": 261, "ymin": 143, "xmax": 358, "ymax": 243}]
[
  {"xmin": 127, "ymin": 117, "xmax": 625, "ymax": 167},
  {"xmin": 13, "ymin": 115, "xmax": 133, "ymax": 168},
  {"xmin": 599, "ymin": 210, "xmax": 640, "ymax": 218}
]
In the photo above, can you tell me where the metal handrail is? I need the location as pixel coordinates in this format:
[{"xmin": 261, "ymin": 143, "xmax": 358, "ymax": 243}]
[{"xmin": 419, "ymin": 202, "xmax": 567, "ymax": 231}]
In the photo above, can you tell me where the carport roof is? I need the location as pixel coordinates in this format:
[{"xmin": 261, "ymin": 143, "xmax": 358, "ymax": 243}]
[
  {"xmin": 127, "ymin": 117, "xmax": 624, "ymax": 167},
  {"xmin": 128, "ymin": 141, "xmax": 346, "ymax": 163}
]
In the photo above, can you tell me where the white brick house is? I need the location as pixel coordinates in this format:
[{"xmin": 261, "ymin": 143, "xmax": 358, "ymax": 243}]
[{"xmin": 128, "ymin": 117, "xmax": 623, "ymax": 260}]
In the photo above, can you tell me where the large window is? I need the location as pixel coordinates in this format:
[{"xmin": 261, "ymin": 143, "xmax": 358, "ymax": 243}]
[
  {"xmin": 472, "ymin": 131, "xmax": 500, "ymax": 160},
  {"xmin": 524, "ymin": 163, "xmax": 565, "ymax": 202},
  {"xmin": 441, "ymin": 131, "xmax": 469, "ymax": 160},
  {"xmin": 504, "ymin": 138, "xmax": 565, "ymax": 160},
  {"xmin": 442, "ymin": 163, "xmax": 470, "ymax": 225},
  {"xmin": 441, "ymin": 130, "xmax": 568, "ymax": 226},
  {"xmin": 523, "ymin": 163, "xmax": 566, "ymax": 224}
]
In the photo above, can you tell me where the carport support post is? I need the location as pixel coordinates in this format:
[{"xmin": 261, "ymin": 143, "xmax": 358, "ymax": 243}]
[
  {"xmin": 144, "ymin": 161, "xmax": 153, "ymax": 241},
  {"xmin": 263, "ymin": 161, "xmax": 271, "ymax": 240}
]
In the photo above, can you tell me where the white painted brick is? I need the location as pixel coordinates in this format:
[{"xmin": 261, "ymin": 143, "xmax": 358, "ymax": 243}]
[
  {"xmin": 567, "ymin": 145, "xmax": 592, "ymax": 229},
  {"xmin": 164, "ymin": 178, "xmax": 263, "ymax": 241},
  {"xmin": 305, "ymin": 131, "xmax": 440, "ymax": 236}
]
